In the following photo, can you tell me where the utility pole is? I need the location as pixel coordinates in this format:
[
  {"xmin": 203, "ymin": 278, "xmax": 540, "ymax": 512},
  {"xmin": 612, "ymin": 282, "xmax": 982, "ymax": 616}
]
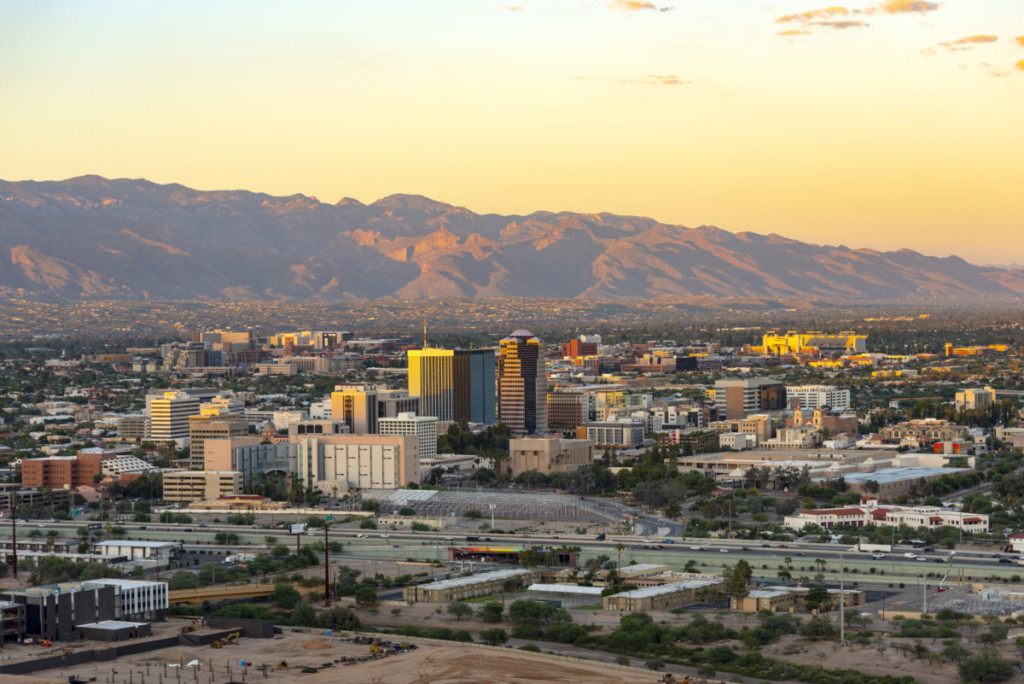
[
  {"xmin": 839, "ymin": 553, "xmax": 845, "ymax": 645},
  {"xmin": 922, "ymin": 574, "xmax": 927, "ymax": 615},
  {"xmin": 324, "ymin": 514, "xmax": 332, "ymax": 608},
  {"xmin": 10, "ymin": 505, "xmax": 17, "ymax": 580}
]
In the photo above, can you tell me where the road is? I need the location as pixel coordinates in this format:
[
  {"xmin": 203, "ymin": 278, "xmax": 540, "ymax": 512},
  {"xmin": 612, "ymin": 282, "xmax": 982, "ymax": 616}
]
[{"xmin": 4, "ymin": 517, "xmax": 1020, "ymax": 581}]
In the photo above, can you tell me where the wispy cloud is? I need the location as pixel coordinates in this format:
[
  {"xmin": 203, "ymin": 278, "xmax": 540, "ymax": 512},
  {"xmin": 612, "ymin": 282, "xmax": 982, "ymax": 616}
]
[
  {"xmin": 777, "ymin": 29, "xmax": 811, "ymax": 36},
  {"xmin": 869, "ymin": 0, "xmax": 941, "ymax": 14},
  {"xmin": 810, "ymin": 19, "xmax": 867, "ymax": 28},
  {"xmin": 1015, "ymin": 36, "xmax": 1024, "ymax": 47},
  {"xmin": 924, "ymin": 34, "xmax": 998, "ymax": 54},
  {"xmin": 618, "ymin": 74, "xmax": 691, "ymax": 85},
  {"xmin": 606, "ymin": 0, "xmax": 674, "ymax": 12},
  {"xmin": 498, "ymin": 4, "xmax": 524, "ymax": 10},
  {"xmin": 776, "ymin": 6, "xmax": 850, "ymax": 23},
  {"xmin": 1018, "ymin": 60, "xmax": 1024, "ymax": 71}
]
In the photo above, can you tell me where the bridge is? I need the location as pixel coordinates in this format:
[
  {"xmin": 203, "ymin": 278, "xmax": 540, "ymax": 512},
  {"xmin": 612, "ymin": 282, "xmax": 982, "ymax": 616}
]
[{"xmin": 168, "ymin": 583, "xmax": 276, "ymax": 605}]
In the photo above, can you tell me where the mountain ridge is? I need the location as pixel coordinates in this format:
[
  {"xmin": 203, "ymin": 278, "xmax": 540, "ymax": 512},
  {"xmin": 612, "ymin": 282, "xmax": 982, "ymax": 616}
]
[{"xmin": 1, "ymin": 176, "xmax": 1020, "ymax": 302}]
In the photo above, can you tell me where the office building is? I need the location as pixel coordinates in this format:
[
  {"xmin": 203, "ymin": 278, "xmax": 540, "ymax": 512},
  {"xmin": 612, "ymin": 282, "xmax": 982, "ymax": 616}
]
[
  {"xmin": 714, "ymin": 378, "xmax": 787, "ymax": 420},
  {"xmin": 509, "ymin": 436, "xmax": 595, "ymax": 477},
  {"xmin": 562, "ymin": 338, "xmax": 598, "ymax": 363},
  {"xmin": 162, "ymin": 471, "xmax": 242, "ymax": 503},
  {"xmin": 408, "ymin": 348, "xmax": 495, "ymax": 425},
  {"xmin": 378, "ymin": 412, "xmax": 438, "ymax": 462},
  {"xmin": 786, "ymin": 385, "xmax": 851, "ymax": 412},
  {"xmin": 296, "ymin": 434, "xmax": 419, "ymax": 493},
  {"xmin": 148, "ymin": 391, "xmax": 201, "ymax": 446},
  {"xmin": 547, "ymin": 390, "xmax": 587, "ymax": 432},
  {"xmin": 330, "ymin": 385, "xmax": 420, "ymax": 435},
  {"xmin": 188, "ymin": 408, "xmax": 249, "ymax": 470},
  {"xmin": 581, "ymin": 419, "xmax": 646, "ymax": 449},
  {"xmin": 21, "ymin": 450, "xmax": 117, "ymax": 489},
  {"xmin": 117, "ymin": 415, "xmax": 148, "ymax": 441},
  {"xmin": 498, "ymin": 329, "xmax": 547, "ymax": 436}
]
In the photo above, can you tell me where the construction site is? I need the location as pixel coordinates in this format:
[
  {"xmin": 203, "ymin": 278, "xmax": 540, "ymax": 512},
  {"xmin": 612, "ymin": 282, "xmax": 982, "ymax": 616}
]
[{"xmin": 0, "ymin": 623, "xmax": 668, "ymax": 684}]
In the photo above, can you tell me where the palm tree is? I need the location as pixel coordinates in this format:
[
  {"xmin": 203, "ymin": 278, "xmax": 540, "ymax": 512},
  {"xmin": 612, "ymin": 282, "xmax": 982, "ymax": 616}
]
[{"xmin": 615, "ymin": 543, "xmax": 625, "ymax": 574}]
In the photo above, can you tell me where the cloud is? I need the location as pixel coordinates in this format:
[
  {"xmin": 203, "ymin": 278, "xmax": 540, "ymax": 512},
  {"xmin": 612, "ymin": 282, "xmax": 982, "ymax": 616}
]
[
  {"xmin": 607, "ymin": 0, "xmax": 655, "ymax": 10},
  {"xmin": 618, "ymin": 74, "xmax": 692, "ymax": 85},
  {"xmin": 498, "ymin": 4, "xmax": 524, "ymax": 10},
  {"xmin": 810, "ymin": 19, "xmax": 867, "ymax": 28},
  {"xmin": 777, "ymin": 29, "xmax": 811, "ymax": 36},
  {"xmin": 871, "ymin": 0, "xmax": 941, "ymax": 14},
  {"xmin": 1018, "ymin": 60, "xmax": 1024, "ymax": 71},
  {"xmin": 926, "ymin": 34, "xmax": 999, "ymax": 53},
  {"xmin": 606, "ymin": 0, "xmax": 675, "ymax": 11},
  {"xmin": 1015, "ymin": 36, "xmax": 1024, "ymax": 47},
  {"xmin": 776, "ymin": 6, "xmax": 850, "ymax": 23}
]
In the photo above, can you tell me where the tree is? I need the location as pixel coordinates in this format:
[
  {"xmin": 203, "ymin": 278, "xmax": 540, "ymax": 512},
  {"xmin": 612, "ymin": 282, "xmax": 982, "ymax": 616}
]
[
  {"xmin": 663, "ymin": 500, "xmax": 681, "ymax": 518},
  {"xmin": 799, "ymin": 615, "xmax": 836, "ymax": 640},
  {"xmin": 958, "ymin": 651, "xmax": 1016, "ymax": 683},
  {"xmin": 478, "ymin": 601, "xmax": 504, "ymax": 623},
  {"xmin": 291, "ymin": 602, "xmax": 317, "ymax": 627},
  {"xmin": 355, "ymin": 586, "xmax": 378, "ymax": 609},
  {"xmin": 447, "ymin": 602, "xmax": 473, "ymax": 621},
  {"xmin": 269, "ymin": 583, "xmax": 301, "ymax": 609},
  {"xmin": 480, "ymin": 627, "xmax": 508, "ymax": 646},
  {"xmin": 723, "ymin": 560, "xmax": 752, "ymax": 601}
]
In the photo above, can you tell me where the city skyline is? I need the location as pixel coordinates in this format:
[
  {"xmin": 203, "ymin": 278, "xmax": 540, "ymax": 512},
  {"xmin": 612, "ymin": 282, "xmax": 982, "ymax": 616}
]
[{"xmin": 2, "ymin": 1, "xmax": 1022, "ymax": 264}]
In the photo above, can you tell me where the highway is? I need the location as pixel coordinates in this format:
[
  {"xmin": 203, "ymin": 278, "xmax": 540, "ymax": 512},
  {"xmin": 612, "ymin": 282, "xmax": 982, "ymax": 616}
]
[{"xmin": 3, "ymin": 517, "xmax": 1020, "ymax": 581}]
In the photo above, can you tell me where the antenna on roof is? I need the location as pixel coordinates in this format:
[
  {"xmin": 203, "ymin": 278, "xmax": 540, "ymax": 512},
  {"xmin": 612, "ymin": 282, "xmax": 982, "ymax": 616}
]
[{"xmin": 423, "ymin": 318, "xmax": 427, "ymax": 349}]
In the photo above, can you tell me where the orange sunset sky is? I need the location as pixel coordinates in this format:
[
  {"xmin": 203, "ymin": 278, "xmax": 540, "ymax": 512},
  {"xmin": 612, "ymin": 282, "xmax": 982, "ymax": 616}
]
[{"xmin": 1, "ymin": 1, "xmax": 1022, "ymax": 263}]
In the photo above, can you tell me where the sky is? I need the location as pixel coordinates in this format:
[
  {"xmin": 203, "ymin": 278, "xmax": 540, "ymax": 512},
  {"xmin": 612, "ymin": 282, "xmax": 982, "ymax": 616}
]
[{"xmin": 1, "ymin": 0, "xmax": 1022, "ymax": 264}]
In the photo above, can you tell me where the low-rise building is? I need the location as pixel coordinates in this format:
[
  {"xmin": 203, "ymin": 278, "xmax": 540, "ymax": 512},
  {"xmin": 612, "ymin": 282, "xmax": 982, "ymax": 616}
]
[
  {"xmin": 162, "ymin": 471, "xmax": 242, "ymax": 503},
  {"xmin": 784, "ymin": 499, "xmax": 988, "ymax": 533},
  {"xmin": 601, "ymin": 579, "xmax": 722, "ymax": 612},
  {"xmin": 403, "ymin": 568, "xmax": 540, "ymax": 603},
  {"xmin": 509, "ymin": 436, "xmax": 595, "ymax": 477}
]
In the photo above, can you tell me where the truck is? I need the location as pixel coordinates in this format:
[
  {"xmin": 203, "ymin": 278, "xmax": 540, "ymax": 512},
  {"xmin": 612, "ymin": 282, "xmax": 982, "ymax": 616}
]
[
  {"xmin": 904, "ymin": 552, "xmax": 917, "ymax": 559},
  {"xmin": 850, "ymin": 543, "xmax": 892, "ymax": 553}
]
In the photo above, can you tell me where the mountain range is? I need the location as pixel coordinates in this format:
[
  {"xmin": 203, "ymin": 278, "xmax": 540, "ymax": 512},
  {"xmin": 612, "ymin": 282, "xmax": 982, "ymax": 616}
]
[{"xmin": 1, "ymin": 175, "xmax": 1021, "ymax": 302}]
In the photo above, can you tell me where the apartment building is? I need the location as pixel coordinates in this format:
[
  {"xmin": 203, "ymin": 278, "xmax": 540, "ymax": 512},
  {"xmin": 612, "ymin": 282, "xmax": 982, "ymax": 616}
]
[{"xmin": 162, "ymin": 470, "xmax": 242, "ymax": 503}]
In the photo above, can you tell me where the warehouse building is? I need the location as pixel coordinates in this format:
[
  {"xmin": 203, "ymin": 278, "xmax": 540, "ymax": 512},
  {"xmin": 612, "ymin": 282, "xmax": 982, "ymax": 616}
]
[
  {"xmin": 403, "ymin": 568, "xmax": 539, "ymax": 603},
  {"xmin": 601, "ymin": 579, "xmax": 722, "ymax": 612}
]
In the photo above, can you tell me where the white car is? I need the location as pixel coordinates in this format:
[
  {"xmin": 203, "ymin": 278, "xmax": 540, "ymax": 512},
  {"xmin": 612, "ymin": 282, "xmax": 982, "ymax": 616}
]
[
  {"xmin": 690, "ymin": 545, "xmax": 706, "ymax": 551},
  {"xmin": 720, "ymin": 548, "xmax": 729, "ymax": 553}
]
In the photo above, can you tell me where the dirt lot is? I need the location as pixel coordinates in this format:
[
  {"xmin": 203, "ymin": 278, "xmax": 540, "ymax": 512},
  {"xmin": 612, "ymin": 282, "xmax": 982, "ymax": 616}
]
[{"xmin": 7, "ymin": 631, "xmax": 664, "ymax": 684}]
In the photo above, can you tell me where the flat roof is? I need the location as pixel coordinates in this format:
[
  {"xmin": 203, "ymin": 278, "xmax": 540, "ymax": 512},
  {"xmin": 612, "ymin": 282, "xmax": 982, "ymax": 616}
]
[
  {"xmin": 842, "ymin": 467, "xmax": 968, "ymax": 484},
  {"xmin": 614, "ymin": 579, "xmax": 720, "ymax": 600},
  {"xmin": 95, "ymin": 540, "xmax": 178, "ymax": 548},
  {"xmin": 618, "ymin": 563, "xmax": 668, "ymax": 576},
  {"xmin": 420, "ymin": 568, "xmax": 532, "ymax": 592},
  {"xmin": 527, "ymin": 583, "xmax": 604, "ymax": 596},
  {"xmin": 746, "ymin": 590, "xmax": 791, "ymax": 599},
  {"xmin": 84, "ymin": 579, "xmax": 167, "ymax": 590},
  {"xmin": 79, "ymin": 620, "xmax": 147, "ymax": 630}
]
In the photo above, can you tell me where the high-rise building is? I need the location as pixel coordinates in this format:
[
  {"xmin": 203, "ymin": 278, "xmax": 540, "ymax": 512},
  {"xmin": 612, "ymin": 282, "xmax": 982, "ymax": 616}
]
[
  {"xmin": 330, "ymin": 385, "xmax": 419, "ymax": 434},
  {"xmin": 498, "ymin": 330, "xmax": 547, "ymax": 436},
  {"xmin": 714, "ymin": 378, "xmax": 787, "ymax": 420},
  {"xmin": 453, "ymin": 349, "xmax": 496, "ymax": 425},
  {"xmin": 408, "ymin": 349, "xmax": 453, "ymax": 421},
  {"xmin": 785, "ymin": 385, "xmax": 851, "ymax": 412},
  {"xmin": 188, "ymin": 408, "xmax": 249, "ymax": 470},
  {"xmin": 408, "ymin": 348, "xmax": 496, "ymax": 425},
  {"xmin": 547, "ymin": 391, "xmax": 586, "ymax": 432},
  {"xmin": 378, "ymin": 412, "xmax": 438, "ymax": 461},
  {"xmin": 148, "ymin": 391, "xmax": 201, "ymax": 446}
]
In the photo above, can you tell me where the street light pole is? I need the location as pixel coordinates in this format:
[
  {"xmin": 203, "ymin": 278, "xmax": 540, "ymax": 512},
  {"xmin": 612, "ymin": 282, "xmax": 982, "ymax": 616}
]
[{"xmin": 839, "ymin": 553, "xmax": 845, "ymax": 645}]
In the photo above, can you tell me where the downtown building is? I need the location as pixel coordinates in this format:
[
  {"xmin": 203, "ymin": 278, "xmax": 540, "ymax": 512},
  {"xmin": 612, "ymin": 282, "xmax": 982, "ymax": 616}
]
[
  {"xmin": 498, "ymin": 330, "xmax": 547, "ymax": 436},
  {"xmin": 407, "ymin": 348, "xmax": 496, "ymax": 424}
]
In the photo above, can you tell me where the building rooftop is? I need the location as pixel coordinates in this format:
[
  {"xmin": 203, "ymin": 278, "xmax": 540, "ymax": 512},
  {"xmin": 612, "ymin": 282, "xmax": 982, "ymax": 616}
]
[
  {"xmin": 746, "ymin": 590, "xmax": 791, "ymax": 599},
  {"xmin": 84, "ymin": 578, "xmax": 167, "ymax": 590},
  {"xmin": 79, "ymin": 620, "xmax": 148, "ymax": 630},
  {"xmin": 95, "ymin": 540, "xmax": 179, "ymax": 549},
  {"xmin": 618, "ymin": 564, "xmax": 668, "ymax": 577},
  {"xmin": 841, "ymin": 467, "xmax": 969, "ymax": 484},
  {"xmin": 419, "ymin": 568, "xmax": 532, "ymax": 592},
  {"xmin": 614, "ymin": 579, "xmax": 721, "ymax": 600},
  {"xmin": 527, "ymin": 583, "xmax": 603, "ymax": 596}
]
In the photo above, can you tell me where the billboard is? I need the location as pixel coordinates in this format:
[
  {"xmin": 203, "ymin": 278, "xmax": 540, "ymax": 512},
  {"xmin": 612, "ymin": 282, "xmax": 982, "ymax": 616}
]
[{"xmin": 290, "ymin": 523, "xmax": 307, "ymax": 535}]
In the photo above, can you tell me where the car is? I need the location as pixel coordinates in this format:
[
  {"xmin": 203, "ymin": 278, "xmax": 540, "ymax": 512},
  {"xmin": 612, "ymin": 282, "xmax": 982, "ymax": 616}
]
[
  {"xmin": 690, "ymin": 545, "xmax": 706, "ymax": 551},
  {"xmin": 872, "ymin": 553, "xmax": 885, "ymax": 560},
  {"xmin": 999, "ymin": 557, "xmax": 1013, "ymax": 564},
  {"xmin": 923, "ymin": 547, "xmax": 934, "ymax": 553},
  {"xmin": 356, "ymin": 533, "xmax": 368, "ymax": 538},
  {"xmin": 741, "ymin": 546, "xmax": 751, "ymax": 551},
  {"xmin": 797, "ymin": 552, "xmax": 806, "ymax": 557},
  {"xmin": 777, "ymin": 544, "xmax": 789, "ymax": 548},
  {"xmin": 662, "ymin": 539, "xmax": 675, "ymax": 544},
  {"xmin": 934, "ymin": 558, "xmax": 948, "ymax": 563},
  {"xmin": 915, "ymin": 557, "xmax": 928, "ymax": 562},
  {"xmin": 484, "ymin": 537, "xmax": 493, "ymax": 542},
  {"xmin": 656, "ymin": 545, "xmax": 667, "ymax": 550},
  {"xmin": 720, "ymin": 548, "xmax": 729, "ymax": 553},
  {"xmin": 760, "ymin": 543, "xmax": 770, "ymax": 548}
]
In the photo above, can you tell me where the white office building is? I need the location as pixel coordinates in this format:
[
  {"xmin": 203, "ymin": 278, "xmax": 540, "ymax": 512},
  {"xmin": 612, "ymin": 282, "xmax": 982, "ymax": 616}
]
[
  {"xmin": 785, "ymin": 385, "xmax": 851, "ymax": 412},
  {"xmin": 378, "ymin": 412, "xmax": 438, "ymax": 461}
]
